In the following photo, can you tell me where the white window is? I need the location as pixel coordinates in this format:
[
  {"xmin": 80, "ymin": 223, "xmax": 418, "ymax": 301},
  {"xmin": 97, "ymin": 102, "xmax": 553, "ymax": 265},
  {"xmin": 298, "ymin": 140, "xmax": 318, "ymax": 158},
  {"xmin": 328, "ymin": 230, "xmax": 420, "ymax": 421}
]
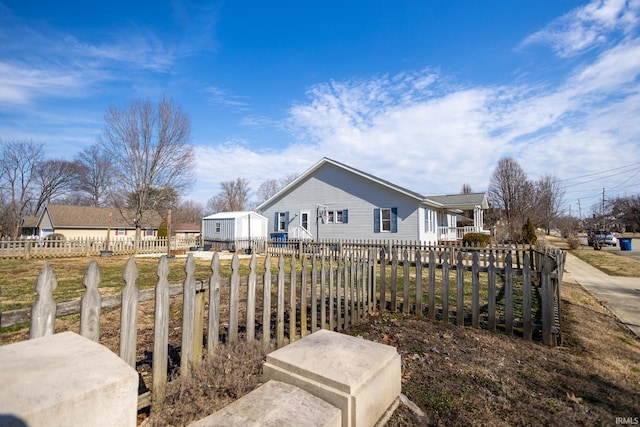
[
  {"xmin": 424, "ymin": 208, "xmax": 436, "ymax": 233},
  {"xmin": 335, "ymin": 210, "xmax": 343, "ymax": 223},
  {"xmin": 381, "ymin": 208, "xmax": 391, "ymax": 232},
  {"xmin": 215, "ymin": 222, "xmax": 221, "ymax": 233},
  {"xmin": 116, "ymin": 229, "xmax": 125, "ymax": 236},
  {"xmin": 145, "ymin": 229, "xmax": 154, "ymax": 236},
  {"xmin": 278, "ymin": 212, "xmax": 287, "ymax": 231}
]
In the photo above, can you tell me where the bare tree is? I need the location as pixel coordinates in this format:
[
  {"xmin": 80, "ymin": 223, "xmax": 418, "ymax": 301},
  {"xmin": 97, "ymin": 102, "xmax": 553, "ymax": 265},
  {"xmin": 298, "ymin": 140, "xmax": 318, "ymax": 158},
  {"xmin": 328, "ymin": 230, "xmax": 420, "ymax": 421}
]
[
  {"xmin": 256, "ymin": 179, "xmax": 280, "ymax": 205},
  {"xmin": 33, "ymin": 159, "xmax": 83, "ymax": 215},
  {"xmin": 279, "ymin": 173, "xmax": 299, "ymax": 188},
  {"xmin": 208, "ymin": 178, "xmax": 251, "ymax": 213},
  {"xmin": 534, "ymin": 174, "xmax": 565, "ymax": 235},
  {"xmin": 610, "ymin": 195, "xmax": 640, "ymax": 232},
  {"xmin": 98, "ymin": 98, "xmax": 195, "ymax": 239},
  {"xmin": 206, "ymin": 195, "xmax": 226, "ymax": 215},
  {"xmin": 74, "ymin": 145, "xmax": 114, "ymax": 207},
  {"xmin": 461, "ymin": 183, "xmax": 473, "ymax": 194},
  {"xmin": 256, "ymin": 173, "xmax": 300, "ymax": 205},
  {"xmin": 488, "ymin": 157, "xmax": 532, "ymax": 241},
  {"xmin": 174, "ymin": 199, "xmax": 205, "ymax": 224},
  {"xmin": 0, "ymin": 139, "xmax": 44, "ymax": 238}
]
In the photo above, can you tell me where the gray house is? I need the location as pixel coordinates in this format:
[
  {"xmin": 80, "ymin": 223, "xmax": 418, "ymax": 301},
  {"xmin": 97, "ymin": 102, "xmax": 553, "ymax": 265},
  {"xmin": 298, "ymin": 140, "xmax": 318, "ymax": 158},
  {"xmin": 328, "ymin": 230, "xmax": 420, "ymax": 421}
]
[{"xmin": 256, "ymin": 158, "xmax": 489, "ymax": 242}]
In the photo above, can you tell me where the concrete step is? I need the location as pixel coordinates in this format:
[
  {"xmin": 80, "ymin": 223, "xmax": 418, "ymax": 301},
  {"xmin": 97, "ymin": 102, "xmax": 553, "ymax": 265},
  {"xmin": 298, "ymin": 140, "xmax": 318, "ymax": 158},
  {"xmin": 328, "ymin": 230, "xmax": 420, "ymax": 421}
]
[
  {"xmin": 263, "ymin": 329, "xmax": 401, "ymax": 427},
  {"xmin": 188, "ymin": 380, "xmax": 341, "ymax": 427},
  {"xmin": 0, "ymin": 332, "xmax": 138, "ymax": 427}
]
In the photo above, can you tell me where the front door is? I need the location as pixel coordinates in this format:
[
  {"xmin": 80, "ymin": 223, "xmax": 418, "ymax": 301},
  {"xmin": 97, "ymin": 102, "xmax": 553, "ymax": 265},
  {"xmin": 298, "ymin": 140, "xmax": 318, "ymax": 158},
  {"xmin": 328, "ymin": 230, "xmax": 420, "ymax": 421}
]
[{"xmin": 300, "ymin": 211, "xmax": 309, "ymax": 231}]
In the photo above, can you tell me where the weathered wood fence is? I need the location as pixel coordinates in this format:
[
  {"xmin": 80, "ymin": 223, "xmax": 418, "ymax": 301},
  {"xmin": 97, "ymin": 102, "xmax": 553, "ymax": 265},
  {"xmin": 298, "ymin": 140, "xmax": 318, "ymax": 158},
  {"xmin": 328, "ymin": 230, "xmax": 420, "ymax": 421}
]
[
  {"xmin": 1, "ymin": 241, "xmax": 565, "ymax": 413},
  {"xmin": 0, "ymin": 237, "xmax": 198, "ymax": 259}
]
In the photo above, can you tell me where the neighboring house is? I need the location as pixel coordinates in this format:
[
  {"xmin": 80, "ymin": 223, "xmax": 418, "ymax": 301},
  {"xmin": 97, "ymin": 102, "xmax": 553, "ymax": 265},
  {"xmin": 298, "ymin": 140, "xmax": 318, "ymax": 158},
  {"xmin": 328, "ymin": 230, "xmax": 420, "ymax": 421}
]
[
  {"xmin": 173, "ymin": 222, "xmax": 201, "ymax": 240},
  {"xmin": 29, "ymin": 204, "xmax": 163, "ymax": 240},
  {"xmin": 256, "ymin": 158, "xmax": 489, "ymax": 242}
]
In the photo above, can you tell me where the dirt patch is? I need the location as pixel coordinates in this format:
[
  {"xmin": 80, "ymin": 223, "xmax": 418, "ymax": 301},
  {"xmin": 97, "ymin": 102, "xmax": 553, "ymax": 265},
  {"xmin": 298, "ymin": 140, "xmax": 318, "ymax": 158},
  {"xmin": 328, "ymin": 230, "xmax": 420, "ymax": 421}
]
[{"xmin": 342, "ymin": 279, "xmax": 640, "ymax": 426}]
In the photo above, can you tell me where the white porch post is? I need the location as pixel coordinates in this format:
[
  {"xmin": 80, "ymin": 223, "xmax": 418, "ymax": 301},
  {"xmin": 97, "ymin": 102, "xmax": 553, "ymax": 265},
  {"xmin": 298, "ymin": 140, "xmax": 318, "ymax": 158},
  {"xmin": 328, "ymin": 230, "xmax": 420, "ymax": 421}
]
[{"xmin": 474, "ymin": 206, "xmax": 483, "ymax": 231}]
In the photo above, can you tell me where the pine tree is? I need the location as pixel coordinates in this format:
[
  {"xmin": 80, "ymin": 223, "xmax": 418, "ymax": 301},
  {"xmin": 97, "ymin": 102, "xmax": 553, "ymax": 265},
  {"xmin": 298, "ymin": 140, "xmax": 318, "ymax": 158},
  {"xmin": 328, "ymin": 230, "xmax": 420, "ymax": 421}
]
[{"xmin": 522, "ymin": 216, "xmax": 537, "ymax": 244}]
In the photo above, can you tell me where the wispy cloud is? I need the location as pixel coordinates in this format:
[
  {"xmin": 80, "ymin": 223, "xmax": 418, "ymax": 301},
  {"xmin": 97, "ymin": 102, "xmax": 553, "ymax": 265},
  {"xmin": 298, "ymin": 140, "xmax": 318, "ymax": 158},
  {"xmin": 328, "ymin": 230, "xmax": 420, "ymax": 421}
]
[
  {"xmin": 203, "ymin": 86, "xmax": 251, "ymax": 110},
  {"xmin": 522, "ymin": 0, "xmax": 640, "ymax": 57},
  {"xmin": 0, "ymin": 4, "xmax": 178, "ymax": 108}
]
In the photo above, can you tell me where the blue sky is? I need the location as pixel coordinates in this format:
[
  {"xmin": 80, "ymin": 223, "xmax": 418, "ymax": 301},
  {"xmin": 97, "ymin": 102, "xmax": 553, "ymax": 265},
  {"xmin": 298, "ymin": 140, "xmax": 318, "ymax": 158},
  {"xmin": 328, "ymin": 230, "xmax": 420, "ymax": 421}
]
[{"xmin": 1, "ymin": 0, "xmax": 639, "ymax": 216}]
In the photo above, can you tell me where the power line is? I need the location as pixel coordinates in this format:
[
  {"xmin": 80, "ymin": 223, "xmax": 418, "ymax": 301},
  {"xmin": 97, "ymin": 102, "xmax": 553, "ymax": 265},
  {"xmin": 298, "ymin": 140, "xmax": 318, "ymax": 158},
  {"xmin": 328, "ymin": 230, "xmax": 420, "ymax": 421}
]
[{"xmin": 559, "ymin": 162, "xmax": 640, "ymax": 183}]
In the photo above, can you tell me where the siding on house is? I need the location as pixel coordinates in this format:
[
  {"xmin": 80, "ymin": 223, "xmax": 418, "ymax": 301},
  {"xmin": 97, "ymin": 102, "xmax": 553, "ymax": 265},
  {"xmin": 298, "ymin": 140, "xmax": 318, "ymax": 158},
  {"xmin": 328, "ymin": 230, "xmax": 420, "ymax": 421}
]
[{"xmin": 260, "ymin": 162, "xmax": 423, "ymax": 241}]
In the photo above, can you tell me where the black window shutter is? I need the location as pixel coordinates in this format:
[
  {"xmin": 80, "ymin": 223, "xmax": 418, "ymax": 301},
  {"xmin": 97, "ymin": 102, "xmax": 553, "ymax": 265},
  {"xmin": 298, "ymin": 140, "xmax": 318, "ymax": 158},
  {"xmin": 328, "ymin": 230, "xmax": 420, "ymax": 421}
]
[
  {"xmin": 391, "ymin": 207, "xmax": 398, "ymax": 233},
  {"xmin": 343, "ymin": 209, "xmax": 348, "ymax": 224},
  {"xmin": 284, "ymin": 211, "xmax": 290, "ymax": 232},
  {"xmin": 274, "ymin": 212, "xmax": 279, "ymax": 231},
  {"xmin": 373, "ymin": 208, "xmax": 380, "ymax": 233}
]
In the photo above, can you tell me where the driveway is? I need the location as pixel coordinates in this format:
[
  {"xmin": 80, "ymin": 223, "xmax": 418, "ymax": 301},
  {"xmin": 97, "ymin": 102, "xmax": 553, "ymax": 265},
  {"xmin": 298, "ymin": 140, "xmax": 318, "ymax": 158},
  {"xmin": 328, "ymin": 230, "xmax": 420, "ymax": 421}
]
[{"xmin": 563, "ymin": 252, "xmax": 640, "ymax": 338}]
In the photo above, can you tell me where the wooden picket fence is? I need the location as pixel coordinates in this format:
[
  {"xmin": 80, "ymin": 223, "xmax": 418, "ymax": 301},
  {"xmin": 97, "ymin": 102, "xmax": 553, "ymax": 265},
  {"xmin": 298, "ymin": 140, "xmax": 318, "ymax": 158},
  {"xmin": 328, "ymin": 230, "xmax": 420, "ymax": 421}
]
[
  {"xmin": 0, "ymin": 237, "xmax": 198, "ymax": 259},
  {"xmin": 1, "ymin": 241, "xmax": 564, "ymax": 412}
]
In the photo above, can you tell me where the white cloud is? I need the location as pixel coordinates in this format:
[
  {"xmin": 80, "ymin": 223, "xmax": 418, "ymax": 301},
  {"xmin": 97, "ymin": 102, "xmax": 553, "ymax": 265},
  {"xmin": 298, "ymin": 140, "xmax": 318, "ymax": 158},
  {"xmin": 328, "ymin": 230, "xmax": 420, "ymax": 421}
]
[
  {"xmin": 190, "ymin": 35, "xmax": 640, "ymax": 206},
  {"xmin": 522, "ymin": 0, "xmax": 640, "ymax": 57}
]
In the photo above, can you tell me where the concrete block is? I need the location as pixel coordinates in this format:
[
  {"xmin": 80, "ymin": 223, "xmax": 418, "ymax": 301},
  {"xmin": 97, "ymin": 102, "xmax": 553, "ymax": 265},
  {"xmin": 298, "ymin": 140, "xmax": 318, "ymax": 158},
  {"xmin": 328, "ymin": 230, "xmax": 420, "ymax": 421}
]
[
  {"xmin": 0, "ymin": 332, "xmax": 138, "ymax": 427},
  {"xmin": 263, "ymin": 329, "xmax": 401, "ymax": 427},
  {"xmin": 188, "ymin": 380, "xmax": 341, "ymax": 427}
]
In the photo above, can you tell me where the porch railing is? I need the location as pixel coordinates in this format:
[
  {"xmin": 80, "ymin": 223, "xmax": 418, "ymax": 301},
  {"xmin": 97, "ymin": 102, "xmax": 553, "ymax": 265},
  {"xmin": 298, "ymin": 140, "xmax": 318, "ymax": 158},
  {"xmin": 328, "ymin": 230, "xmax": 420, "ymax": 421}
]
[{"xmin": 437, "ymin": 226, "xmax": 487, "ymax": 241}]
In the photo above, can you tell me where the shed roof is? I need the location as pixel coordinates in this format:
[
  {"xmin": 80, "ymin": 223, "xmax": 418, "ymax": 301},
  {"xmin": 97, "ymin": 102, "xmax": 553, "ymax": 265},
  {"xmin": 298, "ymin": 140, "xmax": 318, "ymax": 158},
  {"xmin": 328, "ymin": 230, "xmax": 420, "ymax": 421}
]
[{"xmin": 202, "ymin": 211, "xmax": 267, "ymax": 221}]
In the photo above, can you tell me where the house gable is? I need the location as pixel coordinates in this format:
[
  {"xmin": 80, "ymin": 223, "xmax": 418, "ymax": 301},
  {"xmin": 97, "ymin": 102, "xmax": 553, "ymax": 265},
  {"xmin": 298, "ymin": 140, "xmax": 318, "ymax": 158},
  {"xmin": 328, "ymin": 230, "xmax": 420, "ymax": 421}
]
[{"xmin": 258, "ymin": 159, "xmax": 427, "ymax": 241}]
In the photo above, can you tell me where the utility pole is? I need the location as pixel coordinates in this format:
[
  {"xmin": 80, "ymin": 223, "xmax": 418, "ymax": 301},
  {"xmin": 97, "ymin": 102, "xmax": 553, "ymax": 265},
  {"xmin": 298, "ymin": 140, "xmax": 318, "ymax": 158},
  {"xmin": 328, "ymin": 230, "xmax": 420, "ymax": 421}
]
[{"xmin": 602, "ymin": 188, "xmax": 606, "ymax": 230}]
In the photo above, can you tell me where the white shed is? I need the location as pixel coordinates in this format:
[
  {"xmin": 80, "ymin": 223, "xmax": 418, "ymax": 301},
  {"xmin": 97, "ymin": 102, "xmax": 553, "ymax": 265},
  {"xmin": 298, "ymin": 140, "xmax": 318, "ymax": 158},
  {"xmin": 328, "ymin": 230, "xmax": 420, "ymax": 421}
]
[{"xmin": 201, "ymin": 211, "xmax": 268, "ymax": 251}]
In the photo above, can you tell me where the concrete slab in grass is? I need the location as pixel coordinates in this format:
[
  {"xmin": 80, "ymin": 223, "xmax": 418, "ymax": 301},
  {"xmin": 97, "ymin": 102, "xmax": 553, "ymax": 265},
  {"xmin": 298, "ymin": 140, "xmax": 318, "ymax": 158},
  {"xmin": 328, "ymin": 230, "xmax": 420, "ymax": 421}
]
[
  {"xmin": 188, "ymin": 380, "xmax": 341, "ymax": 427},
  {"xmin": 0, "ymin": 332, "xmax": 138, "ymax": 427},
  {"xmin": 263, "ymin": 329, "xmax": 401, "ymax": 427}
]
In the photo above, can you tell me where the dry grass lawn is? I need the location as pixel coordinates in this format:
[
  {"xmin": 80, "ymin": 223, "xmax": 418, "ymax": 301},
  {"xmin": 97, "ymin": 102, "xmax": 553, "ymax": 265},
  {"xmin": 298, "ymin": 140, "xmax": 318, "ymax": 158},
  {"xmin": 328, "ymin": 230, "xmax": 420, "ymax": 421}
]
[{"xmin": 1, "ymin": 243, "xmax": 639, "ymax": 426}]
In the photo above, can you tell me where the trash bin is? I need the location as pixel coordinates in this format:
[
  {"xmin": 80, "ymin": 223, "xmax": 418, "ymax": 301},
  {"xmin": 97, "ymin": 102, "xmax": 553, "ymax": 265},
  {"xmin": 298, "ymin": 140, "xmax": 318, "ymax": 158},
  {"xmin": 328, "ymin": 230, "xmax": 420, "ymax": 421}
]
[
  {"xmin": 270, "ymin": 232, "xmax": 288, "ymax": 247},
  {"xmin": 619, "ymin": 237, "xmax": 632, "ymax": 251}
]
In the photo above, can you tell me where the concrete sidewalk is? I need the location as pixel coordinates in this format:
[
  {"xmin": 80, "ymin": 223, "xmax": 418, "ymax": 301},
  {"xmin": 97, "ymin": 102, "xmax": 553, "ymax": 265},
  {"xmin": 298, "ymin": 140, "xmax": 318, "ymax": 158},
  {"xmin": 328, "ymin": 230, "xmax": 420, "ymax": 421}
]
[{"xmin": 563, "ymin": 253, "xmax": 640, "ymax": 338}]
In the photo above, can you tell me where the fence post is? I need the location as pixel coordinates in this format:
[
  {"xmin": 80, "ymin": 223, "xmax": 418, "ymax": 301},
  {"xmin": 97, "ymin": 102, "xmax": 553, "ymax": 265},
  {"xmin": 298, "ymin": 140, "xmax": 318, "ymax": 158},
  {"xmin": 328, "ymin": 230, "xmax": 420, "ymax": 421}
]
[
  {"xmin": 456, "ymin": 251, "xmax": 465, "ymax": 327},
  {"xmin": 390, "ymin": 247, "xmax": 398, "ymax": 312},
  {"xmin": 181, "ymin": 254, "xmax": 197, "ymax": 374},
  {"xmin": 311, "ymin": 255, "xmax": 318, "ymax": 333},
  {"xmin": 247, "ymin": 253, "xmax": 257, "ymax": 343},
  {"xmin": 30, "ymin": 264, "xmax": 57, "ymax": 339},
  {"xmin": 152, "ymin": 256, "xmax": 170, "ymax": 406},
  {"xmin": 428, "ymin": 249, "xmax": 436, "ymax": 320},
  {"xmin": 80, "ymin": 261, "xmax": 102, "ymax": 342},
  {"xmin": 442, "ymin": 255, "xmax": 449, "ymax": 325},
  {"xmin": 471, "ymin": 251, "xmax": 480, "ymax": 329},
  {"xmin": 329, "ymin": 256, "xmax": 335, "ymax": 330},
  {"xmin": 300, "ymin": 256, "xmax": 308, "ymax": 337},
  {"xmin": 415, "ymin": 250, "xmax": 422, "ymax": 316},
  {"xmin": 504, "ymin": 254, "xmax": 514, "ymax": 335},
  {"xmin": 487, "ymin": 252, "xmax": 496, "ymax": 331},
  {"xmin": 262, "ymin": 254, "xmax": 272, "ymax": 352},
  {"xmin": 208, "ymin": 252, "xmax": 221, "ymax": 352},
  {"xmin": 277, "ymin": 255, "xmax": 285, "ymax": 348},
  {"xmin": 289, "ymin": 255, "xmax": 297, "ymax": 342},
  {"xmin": 120, "ymin": 258, "xmax": 139, "ymax": 368},
  {"xmin": 379, "ymin": 248, "xmax": 386, "ymax": 313},
  {"xmin": 229, "ymin": 253, "xmax": 240, "ymax": 345},
  {"xmin": 541, "ymin": 256, "xmax": 554, "ymax": 346},
  {"xmin": 321, "ymin": 255, "xmax": 327, "ymax": 329},
  {"xmin": 522, "ymin": 253, "xmax": 532, "ymax": 341}
]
